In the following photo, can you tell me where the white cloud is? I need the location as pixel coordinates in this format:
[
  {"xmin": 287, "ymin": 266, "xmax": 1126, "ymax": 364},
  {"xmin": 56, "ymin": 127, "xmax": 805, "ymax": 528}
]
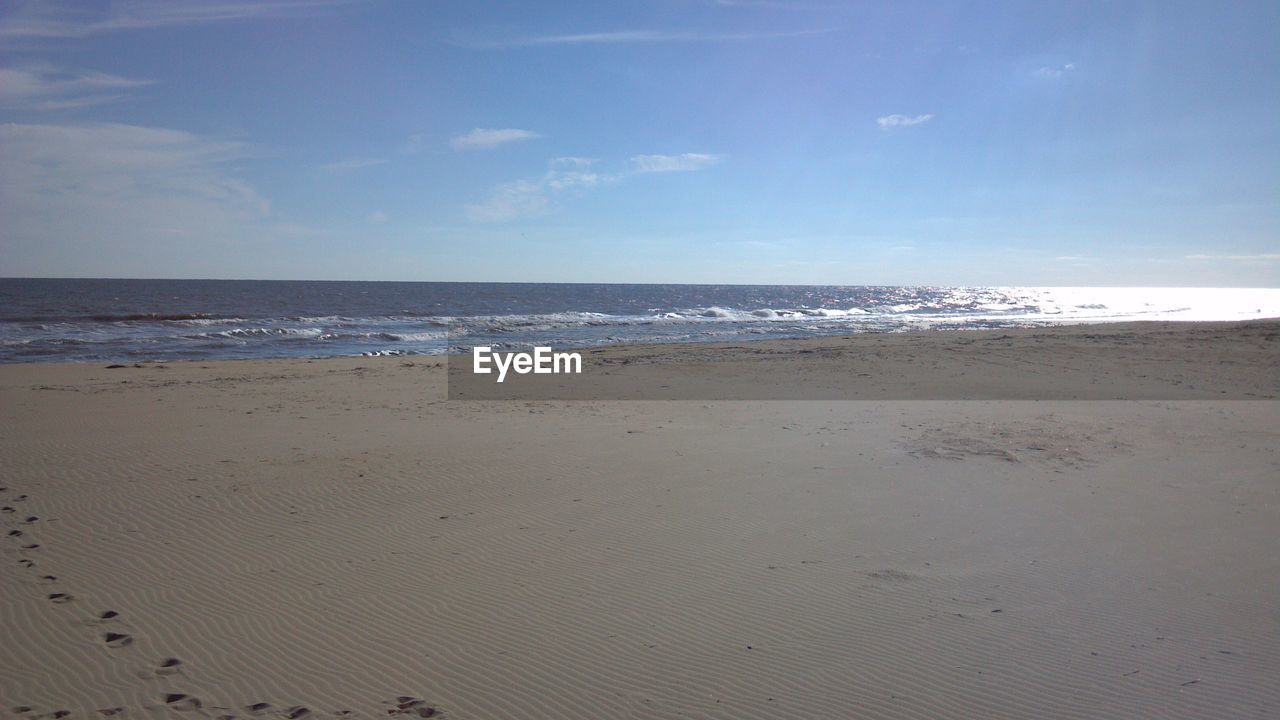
[
  {"xmin": 465, "ymin": 180, "xmax": 553, "ymax": 222},
  {"xmin": 549, "ymin": 156, "xmax": 597, "ymax": 169},
  {"xmin": 1034, "ymin": 63, "xmax": 1077, "ymax": 79},
  {"xmin": 0, "ymin": 1, "xmax": 350, "ymax": 40},
  {"xmin": 0, "ymin": 65, "xmax": 153, "ymax": 110},
  {"xmin": 368, "ymin": 210, "xmax": 388, "ymax": 224},
  {"xmin": 1185, "ymin": 253, "xmax": 1280, "ymax": 261},
  {"xmin": 450, "ymin": 128, "xmax": 541, "ymax": 151},
  {"xmin": 876, "ymin": 113, "xmax": 934, "ymax": 129},
  {"xmin": 318, "ymin": 157, "xmax": 386, "ymax": 172},
  {"xmin": 466, "ymin": 158, "xmax": 609, "ymax": 222},
  {"xmin": 630, "ymin": 153, "xmax": 723, "ymax": 173},
  {"xmin": 466, "ymin": 152, "xmax": 722, "ymax": 222},
  {"xmin": 543, "ymin": 157, "xmax": 607, "ymax": 188},
  {"xmin": 456, "ymin": 27, "xmax": 837, "ymax": 48},
  {"xmin": 0, "ymin": 123, "xmax": 271, "ymax": 267}
]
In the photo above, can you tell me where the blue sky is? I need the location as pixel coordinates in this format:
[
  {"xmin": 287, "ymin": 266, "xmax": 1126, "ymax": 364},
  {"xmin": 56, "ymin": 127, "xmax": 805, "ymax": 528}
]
[{"xmin": 1, "ymin": 1, "xmax": 1276, "ymax": 285}]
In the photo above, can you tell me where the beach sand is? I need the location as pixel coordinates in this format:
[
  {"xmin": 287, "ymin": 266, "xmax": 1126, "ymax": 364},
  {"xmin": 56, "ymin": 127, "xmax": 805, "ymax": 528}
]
[{"xmin": 2, "ymin": 321, "xmax": 1277, "ymax": 719}]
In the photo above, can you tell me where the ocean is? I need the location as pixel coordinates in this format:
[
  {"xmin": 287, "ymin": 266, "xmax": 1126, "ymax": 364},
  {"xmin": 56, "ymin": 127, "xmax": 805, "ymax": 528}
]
[{"xmin": 1, "ymin": 279, "xmax": 1277, "ymax": 363}]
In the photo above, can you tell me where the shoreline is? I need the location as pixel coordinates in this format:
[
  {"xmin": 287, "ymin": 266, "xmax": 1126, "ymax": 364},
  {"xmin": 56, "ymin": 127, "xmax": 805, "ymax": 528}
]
[
  {"xmin": 4, "ymin": 319, "xmax": 1276, "ymax": 400},
  {"xmin": 3, "ymin": 316, "xmax": 1278, "ymax": 363}
]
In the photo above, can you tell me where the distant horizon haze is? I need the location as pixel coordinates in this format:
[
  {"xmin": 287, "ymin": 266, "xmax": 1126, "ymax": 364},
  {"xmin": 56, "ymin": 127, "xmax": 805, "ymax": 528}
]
[{"xmin": 1, "ymin": 276, "xmax": 1278, "ymax": 290}]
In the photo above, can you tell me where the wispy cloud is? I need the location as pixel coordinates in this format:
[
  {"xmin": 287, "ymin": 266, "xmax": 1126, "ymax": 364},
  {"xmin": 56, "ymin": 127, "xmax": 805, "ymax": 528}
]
[
  {"xmin": 1185, "ymin": 253, "xmax": 1280, "ymax": 262},
  {"xmin": 549, "ymin": 156, "xmax": 597, "ymax": 169},
  {"xmin": 450, "ymin": 128, "xmax": 541, "ymax": 151},
  {"xmin": 1034, "ymin": 63, "xmax": 1077, "ymax": 79},
  {"xmin": 0, "ymin": 65, "xmax": 153, "ymax": 110},
  {"xmin": 467, "ymin": 152, "xmax": 723, "ymax": 222},
  {"xmin": 466, "ymin": 158, "xmax": 609, "ymax": 222},
  {"xmin": 318, "ymin": 157, "xmax": 386, "ymax": 172},
  {"xmin": 368, "ymin": 210, "xmax": 388, "ymax": 224},
  {"xmin": 465, "ymin": 179, "xmax": 553, "ymax": 222},
  {"xmin": 876, "ymin": 113, "xmax": 934, "ymax": 129},
  {"xmin": 0, "ymin": 1, "xmax": 351, "ymax": 40},
  {"xmin": 456, "ymin": 27, "xmax": 837, "ymax": 49},
  {"xmin": 630, "ymin": 153, "xmax": 723, "ymax": 173},
  {"xmin": 0, "ymin": 123, "xmax": 272, "ymax": 266}
]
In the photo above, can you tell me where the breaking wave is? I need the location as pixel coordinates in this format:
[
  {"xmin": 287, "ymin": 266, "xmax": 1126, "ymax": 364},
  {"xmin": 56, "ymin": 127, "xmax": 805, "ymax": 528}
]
[{"xmin": 3, "ymin": 283, "xmax": 1278, "ymax": 363}]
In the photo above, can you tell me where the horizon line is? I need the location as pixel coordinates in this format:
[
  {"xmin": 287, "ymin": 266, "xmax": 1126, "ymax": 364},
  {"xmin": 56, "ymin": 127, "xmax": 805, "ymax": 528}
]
[{"xmin": 2, "ymin": 277, "xmax": 1277, "ymax": 290}]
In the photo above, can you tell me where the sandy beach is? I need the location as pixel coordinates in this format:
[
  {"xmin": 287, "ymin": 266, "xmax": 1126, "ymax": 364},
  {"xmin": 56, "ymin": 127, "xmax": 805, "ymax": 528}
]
[{"xmin": 2, "ymin": 321, "xmax": 1278, "ymax": 719}]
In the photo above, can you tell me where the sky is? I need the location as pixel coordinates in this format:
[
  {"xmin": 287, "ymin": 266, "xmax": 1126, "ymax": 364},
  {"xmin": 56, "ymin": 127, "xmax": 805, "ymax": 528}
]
[{"xmin": 1, "ymin": 0, "xmax": 1277, "ymax": 285}]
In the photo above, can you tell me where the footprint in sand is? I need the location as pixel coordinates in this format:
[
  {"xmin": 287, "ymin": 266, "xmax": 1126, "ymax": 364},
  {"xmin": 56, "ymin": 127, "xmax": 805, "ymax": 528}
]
[
  {"xmin": 284, "ymin": 706, "xmax": 312, "ymax": 719},
  {"xmin": 17, "ymin": 559, "xmax": 35, "ymax": 568},
  {"xmin": 387, "ymin": 698, "xmax": 438, "ymax": 717},
  {"xmin": 1, "ymin": 506, "xmax": 14, "ymax": 514},
  {"xmin": 20, "ymin": 543, "xmax": 40, "ymax": 550},
  {"xmin": 867, "ymin": 569, "xmax": 921, "ymax": 582},
  {"xmin": 97, "ymin": 708, "xmax": 125, "ymax": 716},
  {"xmin": 103, "ymin": 631, "xmax": 133, "ymax": 648},
  {"xmin": 161, "ymin": 694, "xmax": 202, "ymax": 712},
  {"xmin": 98, "ymin": 610, "xmax": 120, "ymax": 620},
  {"xmin": 8, "ymin": 529, "xmax": 24, "ymax": 537},
  {"xmin": 47, "ymin": 592, "xmax": 73, "ymax": 604},
  {"xmin": 133, "ymin": 656, "xmax": 182, "ymax": 681},
  {"xmin": 22, "ymin": 516, "xmax": 39, "ymax": 524}
]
